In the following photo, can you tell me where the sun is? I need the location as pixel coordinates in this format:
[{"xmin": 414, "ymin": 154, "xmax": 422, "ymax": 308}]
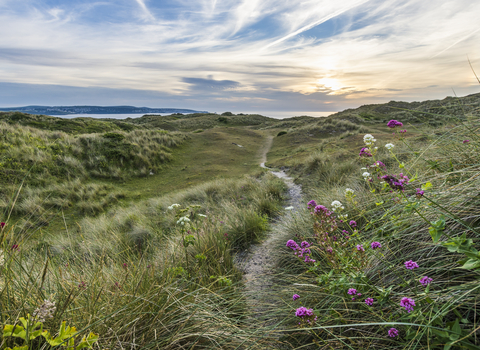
[{"xmin": 317, "ymin": 77, "xmax": 343, "ymax": 91}]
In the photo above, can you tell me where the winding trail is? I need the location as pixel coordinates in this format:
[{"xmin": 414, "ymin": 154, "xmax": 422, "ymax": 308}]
[{"xmin": 236, "ymin": 134, "xmax": 303, "ymax": 327}]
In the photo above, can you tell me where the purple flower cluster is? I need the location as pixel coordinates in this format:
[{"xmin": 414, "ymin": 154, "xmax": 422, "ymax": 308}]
[
  {"xmin": 314, "ymin": 205, "xmax": 330, "ymax": 215},
  {"xmin": 293, "ymin": 294, "xmax": 300, "ymax": 301},
  {"xmin": 295, "ymin": 306, "xmax": 314, "ymax": 318},
  {"xmin": 399, "ymin": 129, "xmax": 407, "ymax": 134},
  {"xmin": 365, "ymin": 298, "xmax": 374, "ymax": 306},
  {"xmin": 356, "ymin": 244, "xmax": 365, "ymax": 252},
  {"xmin": 381, "ymin": 173, "xmax": 410, "ymax": 191},
  {"xmin": 388, "ymin": 328, "xmax": 399, "ymax": 338},
  {"xmin": 371, "ymin": 241, "xmax": 382, "ymax": 249},
  {"xmin": 404, "ymin": 260, "xmax": 419, "ymax": 270},
  {"xmin": 286, "ymin": 239, "xmax": 316, "ymax": 263},
  {"xmin": 416, "ymin": 188, "xmax": 425, "ymax": 198},
  {"xmin": 349, "ymin": 220, "xmax": 357, "ymax": 227},
  {"xmin": 419, "ymin": 276, "xmax": 433, "ymax": 286},
  {"xmin": 400, "ymin": 297, "xmax": 415, "ymax": 313},
  {"xmin": 387, "ymin": 120, "xmax": 403, "ymax": 128},
  {"xmin": 359, "ymin": 147, "xmax": 373, "ymax": 157},
  {"xmin": 347, "ymin": 288, "xmax": 357, "ymax": 295},
  {"xmin": 307, "ymin": 200, "xmax": 317, "ymax": 209},
  {"xmin": 375, "ymin": 161, "xmax": 386, "ymax": 168}
]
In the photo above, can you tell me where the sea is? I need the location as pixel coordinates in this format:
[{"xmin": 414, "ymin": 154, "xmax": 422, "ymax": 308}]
[{"xmin": 48, "ymin": 111, "xmax": 333, "ymax": 120}]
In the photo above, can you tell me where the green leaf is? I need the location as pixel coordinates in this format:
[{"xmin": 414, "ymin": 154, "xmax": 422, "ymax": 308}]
[
  {"xmin": 76, "ymin": 332, "xmax": 99, "ymax": 349},
  {"xmin": 449, "ymin": 319, "xmax": 460, "ymax": 341},
  {"xmin": 421, "ymin": 181, "xmax": 433, "ymax": 191},
  {"xmin": 460, "ymin": 258, "xmax": 480, "ymax": 270}
]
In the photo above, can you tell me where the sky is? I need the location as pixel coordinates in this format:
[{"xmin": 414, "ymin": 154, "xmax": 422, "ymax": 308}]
[{"xmin": 1, "ymin": 0, "xmax": 479, "ymax": 114}]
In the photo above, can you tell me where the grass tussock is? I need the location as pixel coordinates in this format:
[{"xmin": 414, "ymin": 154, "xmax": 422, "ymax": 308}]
[
  {"xmin": 273, "ymin": 118, "xmax": 480, "ymax": 348},
  {"xmin": 0, "ymin": 173, "xmax": 287, "ymax": 349}
]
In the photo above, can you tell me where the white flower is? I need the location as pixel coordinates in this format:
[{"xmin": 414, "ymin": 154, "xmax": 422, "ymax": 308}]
[
  {"xmin": 362, "ymin": 172, "xmax": 371, "ymax": 180},
  {"xmin": 361, "ymin": 167, "xmax": 367, "ymax": 170},
  {"xmin": 363, "ymin": 134, "xmax": 376, "ymax": 146},
  {"xmin": 168, "ymin": 203, "xmax": 180, "ymax": 210},
  {"xmin": 331, "ymin": 200, "xmax": 344, "ymax": 211},
  {"xmin": 285, "ymin": 206, "xmax": 294, "ymax": 210},
  {"xmin": 176, "ymin": 216, "xmax": 191, "ymax": 225},
  {"xmin": 385, "ymin": 143, "xmax": 394, "ymax": 150},
  {"xmin": 338, "ymin": 214, "xmax": 348, "ymax": 219},
  {"xmin": 198, "ymin": 214, "xmax": 207, "ymax": 218},
  {"xmin": 345, "ymin": 188, "xmax": 355, "ymax": 195}
]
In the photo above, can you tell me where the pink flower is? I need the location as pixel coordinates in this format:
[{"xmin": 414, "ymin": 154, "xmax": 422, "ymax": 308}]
[
  {"xmin": 365, "ymin": 298, "xmax": 374, "ymax": 306},
  {"xmin": 388, "ymin": 328, "xmax": 399, "ymax": 337},
  {"xmin": 404, "ymin": 260, "xmax": 419, "ymax": 270},
  {"xmin": 419, "ymin": 276, "xmax": 433, "ymax": 286},
  {"xmin": 400, "ymin": 297, "xmax": 415, "ymax": 313},
  {"xmin": 347, "ymin": 288, "xmax": 357, "ymax": 295},
  {"xmin": 356, "ymin": 244, "xmax": 365, "ymax": 252}
]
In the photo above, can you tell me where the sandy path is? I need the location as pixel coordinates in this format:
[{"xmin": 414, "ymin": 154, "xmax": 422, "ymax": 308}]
[{"xmin": 236, "ymin": 134, "xmax": 303, "ymax": 328}]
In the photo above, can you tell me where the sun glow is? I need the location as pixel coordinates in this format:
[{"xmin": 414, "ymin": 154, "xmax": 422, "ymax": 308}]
[{"xmin": 317, "ymin": 77, "xmax": 343, "ymax": 91}]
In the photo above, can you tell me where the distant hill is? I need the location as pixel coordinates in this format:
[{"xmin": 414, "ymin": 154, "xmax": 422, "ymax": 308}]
[{"xmin": 0, "ymin": 105, "xmax": 208, "ymax": 115}]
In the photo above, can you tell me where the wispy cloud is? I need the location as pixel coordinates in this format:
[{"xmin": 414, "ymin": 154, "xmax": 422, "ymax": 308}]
[{"xmin": 0, "ymin": 0, "xmax": 479, "ymax": 110}]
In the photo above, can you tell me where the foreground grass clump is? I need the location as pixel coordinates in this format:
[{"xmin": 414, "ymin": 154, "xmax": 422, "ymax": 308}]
[
  {"xmin": 276, "ymin": 118, "xmax": 480, "ymax": 348},
  {"xmin": 0, "ymin": 173, "xmax": 286, "ymax": 349}
]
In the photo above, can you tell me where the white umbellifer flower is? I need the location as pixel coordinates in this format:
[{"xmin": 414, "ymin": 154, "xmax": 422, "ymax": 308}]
[
  {"xmin": 33, "ymin": 299, "xmax": 56, "ymax": 323},
  {"xmin": 385, "ymin": 143, "xmax": 394, "ymax": 150},
  {"xmin": 168, "ymin": 203, "xmax": 181, "ymax": 210},
  {"xmin": 285, "ymin": 206, "xmax": 294, "ymax": 210},
  {"xmin": 363, "ymin": 134, "xmax": 376, "ymax": 146},
  {"xmin": 176, "ymin": 216, "xmax": 191, "ymax": 225},
  {"xmin": 331, "ymin": 200, "xmax": 344, "ymax": 211},
  {"xmin": 345, "ymin": 188, "xmax": 354, "ymax": 195},
  {"xmin": 362, "ymin": 172, "xmax": 371, "ymax": 180},
  {"xmin": 198, "ymin": 214, "xmax": 207, "ymax": 218}
]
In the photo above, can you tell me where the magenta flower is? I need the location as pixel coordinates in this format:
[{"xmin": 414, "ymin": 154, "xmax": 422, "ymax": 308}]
[
  {"xmin": 326, "ymin": 247, "xmax": 333, "ymax": 253},
  {"xmin": 365, "ymin": 298, "xmax": 374, "ymax": 306},
  {"xmin": 293, "ymin": 294, "xmax": 300, "ymax": 301},
  {"xmin": 400, "ymin": 297, "xmax": 415, "ymax": 313},
  {"xmin": 349, "ymin": 220, "xmax": 357, "ymax": 227},
  {"xmin": 371, "ymin": 241, "xmax": 382, "ymax": 249},
  {"xmin": 307, "ymin": 200, "xmax": 317, "ymax": 209},
  {"xmin": 301, "ymin": 241, "xmax": 311, "ymax": 248},
  {"xmin": 359, "ymin": 147, "xmax": 373, "ymax": 157},
  {"xmin": 388, "ymin": 328, "xmax": 399, "ymax": 338},
  {"xmin": 404, "ymin": 260, "xmax": 419, "ymax": 270},
  {"xmin": 304, "ymin": 256, "xmax": 316, "ymax": 263},
  {"xmin": 463, "ymin": 140, "xmax": 470, "ymax": 144},
  {"xmin": 356, "ymin": 244, "xmax": 365, "ymax": 252},
  {"xmin": 399, "ymin": 129, "xmax": 407, "ymax": 134},
  {"xmin": 419, "ymin": 276, "xmax": 433, "ymax": 286},
  {"xmin": 416, "ymin": 188, "xmax": 424, "ymax": 198},
  {"xmin": 375, "ymin": 161, "xmax": 386, "ymax": 168},
  {"xmin": 286, "ymin": 240, "xmax": 299, "ymax": 251},
  {"xmin": 387, "ymin": 120, "xmax": 403, "ymax": 128},
  {"xmin": 347, "ymin": 288, "xmax": 357, "ymax": 295},
  {"xmin": 314, "ymin": 205, "xmax": 328, "ymax": 214},
  {"xmin": 0, "ymin": 222, "xmax": 5, "ymax": 228},
  {"xmin": 295, "ymin": 306, "xmax": 314, "ymax": 318}
]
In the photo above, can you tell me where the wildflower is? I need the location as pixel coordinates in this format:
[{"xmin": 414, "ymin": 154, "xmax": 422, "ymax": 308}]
[
  {"xmin": 285, "ymin": 206, "xmax": 294, "ymax": 210},
  {"xmin": 168, "ymin": 203, "xmax": 180, "ymax": 210},
  {"xmin": 359, "ymin": 147, "xmax": 373, "ymax": 157},
  {"xmin": 375, "ymin": 161, "xmax": 386, "ymax": 168},
  {"xmin": 314, "ymin": 205, "xmax": 328, "ymax": 214},
  {"xmin": 400, "ymin": 297, "xmax": 415, "ymax": 313},
  {"xmin": 79, "ymin": 281, "xmax": 86, "ymax": 289},
  {"xmin": 419, "ymin": 276, "xmax": 433, "ymax": 286},
  {"xmin": 304, "ymin": 256, "xmax": 316, "ymax": 263},
  {"xmin": 33, "ymin": 299, "xmax": 56, "ymax": 322},
  {"xmin": 382, "ymin": 174, "xmax": 408, "ymax": 191},
  {"xmin": 347, "ymin": 288, "xmax": 357, "ymax": 295},
  {"xmin": 356, "ymin": 244, "xmax": 365, "ymax": 252},
  {"xmin": 388, "ymin": 328, "xmax": 399, "ymax": 338},
  {"xmin": 176, "ymin": 216, "xmax": 191, "ymax": 225},
  {"xmin": 286, "ymin": 240, "xmax": 299, "ymax": 251},
  {"xmin": 387, "ymin": 120, "xmax": 403, "ymax": 128},
  {"xmin": 307, "ymin": 200, "xmax": 317, "ymax": 209},
  {"xmin": 301, "ymin": 241, "xmax": 311, "ymax": 248},
  {"xmin": 295, "ymin": 306, "xmax": 314, "ymax": 318},
  {"xmin": 385, "ymin": 143, "xmax": 394, "ymax": 150},
  {"xmin": 349, "ymin": 220, "xmax": 357, "ymax": 227},
  {"xmin": 371, "ymin": 241, "xmax": 382, "ymax": 249},
  {"xmin": 11, "ymin": 244, "xmax": 19, "ymax": 251},
  {"xmin": 362, "ymin": 172, "xmax": 371, "ymax": 181},
  {"xmin": 331, "ymin": 200, "xmax": 344, "ymax": 211},
  {"xmin": 363, "ymin": 134, "xmax": 376, "ymax": 146},
  {"xmin": 463, "ymin": 140, "xmax": 470, "ymax": 143},
  {"xmin": 416, "ymin": 188, "xmax": 424, "ymax": 198},
  {"xmin": 365, "ymin": 298, "xmax": 374, "ymax": 306},
  {"xmin": 399, "ymin": 129, "xmax": 407, "ymax": 134},
  {"xmin": 345, "ymin": 188, "xmax": 354, "ymax": 195},
  {"xmin": 351, "ymin": 297, "xmax": 355, "ymax": 301},
  {"xmin": 404, "ymin": 260, "xmax": 419, "ymax": 270},
  {"xmin": 0, "ymin": 222, "xmax": 5, "ymax": 228},
  {"xmin": 293, "ymin": 294, "xmax": 300, "ymax": 301},
  {"xmin": 326, "ymin": 247, "xmax": 333, "ymax": 253},
  {"xmin": 123, "ymin": 263, "xmax": 128, "ymax": 269}
]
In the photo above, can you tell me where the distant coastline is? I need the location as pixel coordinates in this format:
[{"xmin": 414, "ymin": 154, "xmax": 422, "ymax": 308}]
[{"xmin": 0, "ymin": 105, "xmax": 208, "ymax": 115}]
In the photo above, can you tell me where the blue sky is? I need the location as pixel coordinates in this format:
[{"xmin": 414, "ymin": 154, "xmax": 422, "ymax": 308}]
[{"xmin": 0, "ymin": 0, "xmax": 479, "ymax": 113}]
